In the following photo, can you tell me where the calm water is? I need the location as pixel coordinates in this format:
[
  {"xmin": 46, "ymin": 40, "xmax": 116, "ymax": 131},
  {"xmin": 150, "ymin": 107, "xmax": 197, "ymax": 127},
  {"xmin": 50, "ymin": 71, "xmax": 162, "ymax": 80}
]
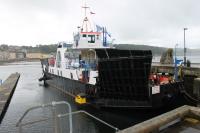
[
  {"xmin": 153, "ymin": 55, "xmax": 200, "ymax": 67},
  {"xmin": 0, "ymin": 61, "xmax": 179, "ymax": 133}
]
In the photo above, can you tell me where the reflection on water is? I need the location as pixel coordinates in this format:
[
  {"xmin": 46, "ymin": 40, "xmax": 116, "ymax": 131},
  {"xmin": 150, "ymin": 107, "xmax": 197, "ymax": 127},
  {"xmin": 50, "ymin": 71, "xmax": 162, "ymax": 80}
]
[
  {"xmin": 0, "ymin": 61, "xmax": 178, "ymax": 133},
  {"xmin": 0, "ymin": 62, "xmax": 100, "ymax": 133}
]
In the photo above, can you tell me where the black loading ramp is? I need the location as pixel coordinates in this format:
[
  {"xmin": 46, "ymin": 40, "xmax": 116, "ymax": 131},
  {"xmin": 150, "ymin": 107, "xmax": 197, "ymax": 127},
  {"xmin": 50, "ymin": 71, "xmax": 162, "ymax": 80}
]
[{"xmin": 95, "ymin": 49, "xmax": 153, "ymax": 108}]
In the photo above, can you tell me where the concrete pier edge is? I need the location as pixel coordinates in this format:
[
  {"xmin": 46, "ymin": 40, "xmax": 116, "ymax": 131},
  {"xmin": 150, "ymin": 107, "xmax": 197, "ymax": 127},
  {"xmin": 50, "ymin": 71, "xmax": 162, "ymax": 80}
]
[
  {"xmin": 0, "ymin": 73, "xmax": 20, "ymax": 124},
  {"xmin": 118, "ymin": 105, "xmax": 200, "ymax": 133}
]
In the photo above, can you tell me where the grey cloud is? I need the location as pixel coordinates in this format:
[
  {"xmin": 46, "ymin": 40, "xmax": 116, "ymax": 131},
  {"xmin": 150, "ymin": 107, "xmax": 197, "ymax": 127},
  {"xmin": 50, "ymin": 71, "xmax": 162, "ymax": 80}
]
[{"xmin": 0, "ymin": 0, "xmax": 200, "ymax": 48}]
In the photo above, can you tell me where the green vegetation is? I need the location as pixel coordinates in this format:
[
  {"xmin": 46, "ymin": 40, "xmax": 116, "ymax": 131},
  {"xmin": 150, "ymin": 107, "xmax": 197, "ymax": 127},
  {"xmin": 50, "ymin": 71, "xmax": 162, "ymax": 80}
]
[
  {"xmin": 0, "ymin": 44, "xmax": 57, "ymax": 54},
  {"xmin": 114, "ymin": 44, "xmax": 167, "ymax": 55},
  {"xmin": 21, "ymin": 44, "xmax": 57, "ymax": 53},
  {"xmin": 114, "ymin": 44, "xmax": 200, "ymax": 56},
  {"xmin": 0, "ymin": 44, "xmax": 200, "ymax": 56}
]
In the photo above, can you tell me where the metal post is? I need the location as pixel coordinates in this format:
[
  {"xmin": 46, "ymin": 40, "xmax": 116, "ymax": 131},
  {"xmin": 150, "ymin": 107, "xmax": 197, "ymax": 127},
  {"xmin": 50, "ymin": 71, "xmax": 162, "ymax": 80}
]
[
  {"xmin": 56, "ymin": 116, "xmax": 61, "ymax": 133},
  {"xmin": 103, "ymin": 27, "xmax": 105, "ymax": 46},
  {"xmin": 183, "ymin": 28, "xmax": 188, "ymax": 66},
  {"xmin": 174, "ymin": 44, "xmax": 178, "ymax": 80},
  {"xmin": 19, "ymin": 125, "xmax": 22, "ymax": 133},
  {"xmin": 52, "ymin": 103, "xmax": 59, "ymax": 133},
  {"xmin": 53, "ymin": 101, "xmax": 73, "ymax": 133},
  {"xmin": 16, "ymin": 101, "xmax": 72, "ymax": 133}
]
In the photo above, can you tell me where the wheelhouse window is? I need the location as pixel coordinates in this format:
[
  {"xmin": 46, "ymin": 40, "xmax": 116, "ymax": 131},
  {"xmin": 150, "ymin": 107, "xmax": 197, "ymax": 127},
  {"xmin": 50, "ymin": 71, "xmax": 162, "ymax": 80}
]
[
  {"xmin": 82, "ymin": 34, "xmax": 87, "ymax": 37},
  {"xmin": 88, "ymin": 35, "xmax": 95, "ymax": 43}
]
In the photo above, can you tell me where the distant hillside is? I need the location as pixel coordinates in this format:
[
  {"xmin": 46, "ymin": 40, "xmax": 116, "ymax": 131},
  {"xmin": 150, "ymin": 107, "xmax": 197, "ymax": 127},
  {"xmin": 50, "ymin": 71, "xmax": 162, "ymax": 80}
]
[
  {"xmin": 22, "ymin": 44, "xmax": 57, "ymax": 54},
  {"xmin": 114, "ymin": 44, "xmax": 167, "ymax": 55},
  {"xmin": 0, "ymin": 44, "xmax": 57, "ymax": 54},
  {"xmin": 175, "ymin": 48, "xmax": 200, "ymax": 56},
  {"xmin": 1, "ymin": 44, "xmax": 200, "ymax": 56},
  {"xmin": 114, "ymin": 44, "xmax": 200, "ymax": 56}
]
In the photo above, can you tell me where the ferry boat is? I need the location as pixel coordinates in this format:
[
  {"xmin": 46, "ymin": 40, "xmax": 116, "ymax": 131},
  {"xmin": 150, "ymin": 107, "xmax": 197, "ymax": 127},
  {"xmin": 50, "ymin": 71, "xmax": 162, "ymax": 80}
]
[{"xmin": 40, "ymin": 2, "xmax": 184, "ymax": 108}]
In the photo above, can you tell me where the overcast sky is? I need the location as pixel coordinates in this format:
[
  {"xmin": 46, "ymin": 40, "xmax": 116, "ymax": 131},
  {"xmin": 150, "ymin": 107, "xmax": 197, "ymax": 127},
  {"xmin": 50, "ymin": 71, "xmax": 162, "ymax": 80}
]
[{"xmin": 0, "ymin": 0, "xmax": 200, "ymax": 48}]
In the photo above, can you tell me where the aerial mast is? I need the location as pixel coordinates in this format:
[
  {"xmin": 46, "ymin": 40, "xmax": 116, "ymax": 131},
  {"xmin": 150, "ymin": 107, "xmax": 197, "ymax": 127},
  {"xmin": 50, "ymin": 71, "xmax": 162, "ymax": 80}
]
[{"xmin": 82, "ymin": 0, "xmax": 92, "ymax": 32}]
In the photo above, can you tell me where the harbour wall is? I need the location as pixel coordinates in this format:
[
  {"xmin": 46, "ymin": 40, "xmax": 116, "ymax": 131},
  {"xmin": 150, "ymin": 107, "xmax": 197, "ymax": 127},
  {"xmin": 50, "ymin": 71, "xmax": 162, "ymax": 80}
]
[
  {"xmin": 118, "ymin": 105, "xmax": 200, "ymax": 133},
  {"xmin": 0, "ymin": 73, "xmax": 20, "ymax": 124},
  {"xmin": 152, "ymin": 65, "xmax": 200, "ymax": 98},
  {"xmin": 151, "ymin": 65, "xmax": 200, "ymax": 77}
]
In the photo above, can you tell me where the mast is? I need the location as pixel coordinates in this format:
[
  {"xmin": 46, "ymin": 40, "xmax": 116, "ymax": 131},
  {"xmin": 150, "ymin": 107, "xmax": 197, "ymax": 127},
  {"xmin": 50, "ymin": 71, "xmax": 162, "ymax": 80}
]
[{"xmin": 81, "ymin": 0, "xmax": 92, "ymax": 32}]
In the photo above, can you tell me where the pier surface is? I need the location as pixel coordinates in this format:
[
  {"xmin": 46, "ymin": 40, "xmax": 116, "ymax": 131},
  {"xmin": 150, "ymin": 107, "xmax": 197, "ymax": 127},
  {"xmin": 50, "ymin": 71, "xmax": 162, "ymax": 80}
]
[
  {"xmin": 0, "ymin": 73, "xmax": 20, "ymax": 124},
  {"xmin": 119, "ymin": 105, "xmax": 200, "ymax": 133},
  {"xmin": 152, "ymin": 65, "xmax": 200, "ymax": 77}
]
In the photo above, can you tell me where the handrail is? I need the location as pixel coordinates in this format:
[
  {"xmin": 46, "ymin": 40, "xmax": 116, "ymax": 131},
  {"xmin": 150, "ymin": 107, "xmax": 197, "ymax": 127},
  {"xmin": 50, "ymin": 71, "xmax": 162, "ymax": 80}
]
[
  {"xmin": 16, "ymin": 101, "xmax": 119, "ymax": 133},
  {"xmin": 18, "ymin": 117, "xmax": 50, "ymax": 127},
  {"xmin": 58, "ymin": 110, "xmax": 120, "ymax": 132},
  {"xmin": 52, "ymin": 101, "xmax": 73, "ymax": 133},
  {"xmin": 16, "ymin": 101, "xmax": 73, "ymax": 133},
  {"xmin": 16, "ymin": 103, "xmax": 52, "ymax": 127}
]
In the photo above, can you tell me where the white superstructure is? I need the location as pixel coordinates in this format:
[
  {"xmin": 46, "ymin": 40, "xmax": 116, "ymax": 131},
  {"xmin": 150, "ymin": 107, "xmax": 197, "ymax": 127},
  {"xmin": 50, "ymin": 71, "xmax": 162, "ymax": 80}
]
[{"xmin": 48, "ymin": 2, "xmax": 113, "ymax": 85}]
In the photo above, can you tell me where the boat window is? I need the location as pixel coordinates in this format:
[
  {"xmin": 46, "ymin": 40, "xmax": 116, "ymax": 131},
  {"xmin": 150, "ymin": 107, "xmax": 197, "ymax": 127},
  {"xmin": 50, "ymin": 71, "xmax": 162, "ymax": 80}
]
[
  {"xmin": 96, "ymin": 35, "xmax": 99, "ymax": 40},
  {"xmin": 58, "ymin": 44, "xmax": 62, "ymax": 48},
  {"xmin": 63, "ymin": 43, "xmax": 68, "ymax": 48},
  {"xmin": 70, "ymin": 73, "xmax": 73, "ymax": 79},
  {"xmin": 80, "ymin": 50, "xmax": 97, "ymax": 70},
  {"xmin": 76, "ymin": 40, "xmax": 79, "ymax": 47},
  {"xmin": 82, "ymin": 34, "xmax": 87, "ymax": 37},
  {"xmin": 64, "ymin": 49, "xmax": 81, "ymax": 69},
  {"xmin": 88, "ymin": 35, "xmax": 95, "ymax": 43},
  {"xmin": 56, "ymin": 51, "xmax": 61, "ymax": 68}
]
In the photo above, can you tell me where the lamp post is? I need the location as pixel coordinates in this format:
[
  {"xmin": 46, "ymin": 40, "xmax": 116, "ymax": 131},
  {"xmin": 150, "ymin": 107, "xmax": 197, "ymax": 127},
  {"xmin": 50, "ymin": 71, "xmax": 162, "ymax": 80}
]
[
  {"xmin": 175, "ymin": 44, "xmax": 178, "ymax": 60},
  {"xmin": 183, "ymin": 28, "xmax": 188, "ymax": 66},
  {"xmin": 174, "ymin": 44, "xmax": 178, "ymax": 81}
]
